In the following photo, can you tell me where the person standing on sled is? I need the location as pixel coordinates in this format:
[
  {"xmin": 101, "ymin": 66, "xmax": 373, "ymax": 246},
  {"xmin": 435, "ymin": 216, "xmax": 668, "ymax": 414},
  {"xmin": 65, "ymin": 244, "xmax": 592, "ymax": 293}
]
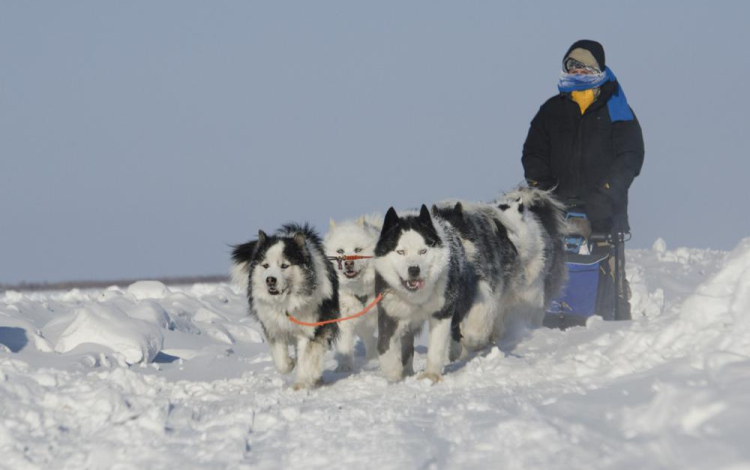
[{"xmin": 521, "ymin": 39, "xmax": 644, "ymax": 319}]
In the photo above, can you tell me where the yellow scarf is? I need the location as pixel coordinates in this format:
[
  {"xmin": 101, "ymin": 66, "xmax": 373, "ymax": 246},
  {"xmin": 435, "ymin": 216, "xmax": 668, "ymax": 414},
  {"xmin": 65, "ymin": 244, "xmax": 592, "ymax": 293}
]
[{"xmin": 571, "ymin": 89, "xmax": 596, "ymax": 115}]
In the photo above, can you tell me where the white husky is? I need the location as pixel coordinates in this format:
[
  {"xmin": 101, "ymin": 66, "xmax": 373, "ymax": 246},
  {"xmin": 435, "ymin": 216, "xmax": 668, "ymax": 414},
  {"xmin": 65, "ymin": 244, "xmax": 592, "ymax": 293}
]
[
  {"xmin": 499, "ymin": 186, "xmax": 568, "ymax": 307},
  {"xmin": 495, "ymin": 187, "xmax": 567, "ymax": 329},
  {"xmin": 324, "ymin": 215, "xmax": 381, "ymax": 371}
]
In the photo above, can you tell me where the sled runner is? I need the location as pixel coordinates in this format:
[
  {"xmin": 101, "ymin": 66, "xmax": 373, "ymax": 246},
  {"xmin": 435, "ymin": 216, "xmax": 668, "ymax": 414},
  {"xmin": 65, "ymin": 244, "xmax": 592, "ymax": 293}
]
[{"xmin": 544, "ymin": 211, "xmax": 631, "ymax": 329}]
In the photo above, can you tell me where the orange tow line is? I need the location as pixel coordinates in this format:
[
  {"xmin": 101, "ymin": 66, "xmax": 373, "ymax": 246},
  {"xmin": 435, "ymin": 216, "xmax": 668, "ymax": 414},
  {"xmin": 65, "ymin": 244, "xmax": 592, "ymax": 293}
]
[{"xmin": 286, "ymin": 293, "xmax": 384, "ymax": 327}]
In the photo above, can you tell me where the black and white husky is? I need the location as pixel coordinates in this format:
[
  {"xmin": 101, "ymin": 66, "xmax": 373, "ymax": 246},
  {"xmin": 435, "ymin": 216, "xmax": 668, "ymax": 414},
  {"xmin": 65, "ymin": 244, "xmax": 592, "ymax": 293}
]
[
  {"xmin": 373, "ymin": 205, "xmax": 476, "ymax": 383},
  {"xmin": 231, "ymin": 223, "xmax": 339, "ymax": 389},
  {"xmin": 324, "ymin": 215, "xmax": 381, "ymax": 371}
]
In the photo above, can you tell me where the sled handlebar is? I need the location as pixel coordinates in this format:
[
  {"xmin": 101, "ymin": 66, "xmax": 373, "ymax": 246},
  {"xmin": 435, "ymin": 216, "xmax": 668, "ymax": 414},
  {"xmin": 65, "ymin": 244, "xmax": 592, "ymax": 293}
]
[
  {"xmin": 589, "ymin": 231, "xmax": 631, "ymax": 243},
  {"xmin": 588, "ymin": 233, "xmax": 609, "ymax": 242}
]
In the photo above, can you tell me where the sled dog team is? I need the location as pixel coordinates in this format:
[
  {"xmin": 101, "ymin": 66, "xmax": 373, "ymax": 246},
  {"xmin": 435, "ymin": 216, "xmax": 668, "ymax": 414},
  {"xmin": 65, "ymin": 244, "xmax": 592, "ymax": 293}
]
[{"xmin": 231, "ymin": 186, "xmax": 567, "ymax": 390}]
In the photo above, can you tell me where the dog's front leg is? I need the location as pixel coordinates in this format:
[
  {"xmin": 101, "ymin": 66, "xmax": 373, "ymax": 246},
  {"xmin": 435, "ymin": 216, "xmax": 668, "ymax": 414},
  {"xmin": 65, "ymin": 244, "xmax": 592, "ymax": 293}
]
[
  {"xmin": 401, "ymin": 328, "xmax": 415, "ymax": 376},
  {"xmin": 420, "ymin": 315, "xmax": 452, "ymax": 383},
  {"xmin": 293, "ymin": 336, "xmax": 326, "ymax": 390},
  {"xmin": 359, "ymin": 320, "xmax": 378, "ymax": 363},
  {"xmin": 334, "ymin": 321, "xmax": 356, "ymax": 372},
  {"xmin": 378, "ymin": 311, "xmax": 406, "ymax": 382},
  {"xmin": 269, "ymin": 337, "xmax": 294, "ymax": 374}
]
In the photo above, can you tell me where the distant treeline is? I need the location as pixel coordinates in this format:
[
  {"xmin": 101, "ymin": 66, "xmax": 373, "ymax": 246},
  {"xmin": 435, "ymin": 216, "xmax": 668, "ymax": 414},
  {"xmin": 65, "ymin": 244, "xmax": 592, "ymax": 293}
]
[{"xmin": 0, "ymin": 275, "xmax": 230, "ymax": 293}]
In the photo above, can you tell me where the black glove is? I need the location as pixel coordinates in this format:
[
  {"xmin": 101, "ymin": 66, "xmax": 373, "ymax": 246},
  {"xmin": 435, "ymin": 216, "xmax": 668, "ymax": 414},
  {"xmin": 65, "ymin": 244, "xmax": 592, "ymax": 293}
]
[
  {"xmin": 585, "ymin": 188, "xmax": 613, "ymax": 233},
  {"xmin": 526, "ymin": 178, "xmax": 556, "ymax": 191}
]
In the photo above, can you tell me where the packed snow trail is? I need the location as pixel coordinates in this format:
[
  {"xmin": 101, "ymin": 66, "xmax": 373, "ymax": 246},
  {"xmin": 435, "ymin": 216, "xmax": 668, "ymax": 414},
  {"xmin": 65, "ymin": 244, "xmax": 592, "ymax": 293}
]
[{"xmin": 1, "ymin": 240, "xmax": 749, "ymax": 469}]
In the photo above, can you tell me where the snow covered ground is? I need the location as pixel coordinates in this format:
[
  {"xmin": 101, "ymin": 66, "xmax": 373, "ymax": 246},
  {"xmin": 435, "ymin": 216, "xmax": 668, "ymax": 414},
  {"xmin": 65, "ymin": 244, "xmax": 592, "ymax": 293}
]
[{"xmin": 2, "ymin": 238, "xmax": 749, "ymax": 470}]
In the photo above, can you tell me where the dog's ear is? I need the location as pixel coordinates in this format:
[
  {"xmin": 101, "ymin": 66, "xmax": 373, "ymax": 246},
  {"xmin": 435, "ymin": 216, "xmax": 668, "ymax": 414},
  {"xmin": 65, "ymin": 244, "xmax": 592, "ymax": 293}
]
[
  {"xmin": 453, "ymin": 202, "xmax": 463, "ymax": 218},
  {"xmin": 329, "ymin": 218, "xmax": 337, "ymax": 230},
  {"xmin": 418, "ymin": 204, "xmax": 433, "ymax": 227},
  {"xmin": 357, "ymin": 216, "xmax": 366, "ymax": 227},
  {"xmin": 419, "ymin": 204, "xmax": 442, "ymax": 247},
  {"xmin": 431, "ymin": 204, "xmax": 439, "ymax": 216},
  {"xmin": 381, "ymin": 207, "xmax": 400, "ymax": 236},
  {"xmin": 258, "ymin": 230, "xmax": 267, "ymax": 245},
  {"xmin": 293, "ymin": 232, "xmax": 307, "ymax": 250}
]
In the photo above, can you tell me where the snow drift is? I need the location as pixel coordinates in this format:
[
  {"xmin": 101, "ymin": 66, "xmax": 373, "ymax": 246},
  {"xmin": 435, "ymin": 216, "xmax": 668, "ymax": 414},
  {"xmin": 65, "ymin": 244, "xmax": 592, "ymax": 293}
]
[{"xmin": 1, "ymin": 240, "xmax": 749, "ymax": 469}]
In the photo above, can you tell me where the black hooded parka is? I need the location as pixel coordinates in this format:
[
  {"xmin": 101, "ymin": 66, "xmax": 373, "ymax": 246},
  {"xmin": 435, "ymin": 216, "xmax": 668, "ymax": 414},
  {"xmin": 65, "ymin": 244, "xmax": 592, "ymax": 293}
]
[{"xmin": 521, "ymin": 80, "xmax": 644, "ymax": 232}]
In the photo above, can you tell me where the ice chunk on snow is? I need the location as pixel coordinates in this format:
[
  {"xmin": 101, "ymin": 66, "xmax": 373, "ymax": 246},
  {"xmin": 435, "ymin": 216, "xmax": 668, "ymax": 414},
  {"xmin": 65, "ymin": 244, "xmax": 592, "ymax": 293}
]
[
  {"xmin": 127, "ymin": 300, "xmax": 171, "ymax": 329},
  {"xmin": 193, "ymin": 307, "xmax": 226, "ymax": 323},
  {"xmin": 652, "ymin": 237, "xmax": 667, "ymax": 256},
  {"xmin": 59, "ymin": 288, "xmax": 89, "ymax": 302},
  {"xmin": 2, "ymin": 291, "xmax": 24, "ymax": 303},
  {"xmin": 127, "ymin": 281, "xmax": 171, "ymax": 300},
  {"xmin": 98, "ymin": 286, "xmax": 125, "ymax": 302},
  {"xmin": 0, "ymin": 318, "xmax": 53, "ymax": 353},
  {"xmin": 54, "ymin": 304, "xmax": 164, "ymax": 364}
]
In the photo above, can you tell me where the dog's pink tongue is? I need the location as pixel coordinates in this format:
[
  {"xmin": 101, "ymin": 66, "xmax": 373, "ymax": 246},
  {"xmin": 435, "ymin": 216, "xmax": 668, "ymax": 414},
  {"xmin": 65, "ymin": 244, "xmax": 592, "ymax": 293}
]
[{"xmin": 409, "ymin": 279, "xmax": 425, "ymax": 289}]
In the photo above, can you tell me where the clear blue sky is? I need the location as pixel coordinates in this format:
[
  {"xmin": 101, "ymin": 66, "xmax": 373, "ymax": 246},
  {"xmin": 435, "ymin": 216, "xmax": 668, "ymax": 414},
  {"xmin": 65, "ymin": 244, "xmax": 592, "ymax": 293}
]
[{"xmin": 2, "ymin": 1, "xmax": 749, "ymax": 283}]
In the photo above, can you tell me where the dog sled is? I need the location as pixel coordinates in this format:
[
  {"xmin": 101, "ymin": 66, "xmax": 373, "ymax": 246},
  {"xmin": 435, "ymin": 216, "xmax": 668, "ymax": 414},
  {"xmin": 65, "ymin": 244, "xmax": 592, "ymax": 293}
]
[{"xmin": 544, "ymin": 208, "xmax": 631, "ymax": 329}]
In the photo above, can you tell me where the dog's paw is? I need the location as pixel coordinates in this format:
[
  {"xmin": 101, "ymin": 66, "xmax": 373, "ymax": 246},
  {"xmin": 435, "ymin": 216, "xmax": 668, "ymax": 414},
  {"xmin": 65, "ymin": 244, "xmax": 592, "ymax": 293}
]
[
  {"xmin": 418, "ymin": 372, "xmax": 443, "ymax": 384},
  {"xmin": 276, "ymin": 360, "xmax": 295, "ymax": 374},
  {"xmin": 334, "ymin": 353, "xmax": 353, "ymax": 372},
  {"xmin": 335, "ymin": 362, "xmax": 353, "ymax": 373},
  {"xmin": 449, "ymin": 341, "xmax": 463, "ymax": 362},
  {"xmin": 291, "ymin": 379, "xmax": 321, "ymax": 391},
  {"xmin": 382, "ymin": 373, "xmax": 404, "ymax": 383}
]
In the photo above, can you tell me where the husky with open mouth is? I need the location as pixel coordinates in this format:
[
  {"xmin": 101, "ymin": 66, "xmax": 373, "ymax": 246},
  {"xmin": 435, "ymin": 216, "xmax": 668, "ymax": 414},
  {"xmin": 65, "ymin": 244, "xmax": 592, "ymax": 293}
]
[
  {"xmin": 324, "ymin": 215, "xmax": 381, "ymax": 371},
  {"xmin": 373, "ymin": 205, "xmax": 476, "ymax": 383},
  {"xmin": 231, "ymin": 223, "xmax": 339, "ymax": 390}
]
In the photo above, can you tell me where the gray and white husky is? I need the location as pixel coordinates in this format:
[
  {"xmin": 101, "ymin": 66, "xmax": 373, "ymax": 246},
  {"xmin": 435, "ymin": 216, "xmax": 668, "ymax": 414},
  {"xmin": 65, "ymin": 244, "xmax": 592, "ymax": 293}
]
[
  {"xmin": 231, "ymin": 223, "xmax": 339, "ymax": 390},
  {"xmin": 431, "ymin": 200, "xmax": 523, "ymax": 351},
  {"xmin": 497, "ymin": 186, "xmax": 568, "ymax": 312},
  {"xmin": 431, "ymin": 187, "xmax": 567, "ymax": 351},
  {"xmin": 373, "ymin": 205, "xmax": 476, "ymax": 383},
  {"xmin": 324, "ymin": 215, "xmax": 381, "ymax": 371}
]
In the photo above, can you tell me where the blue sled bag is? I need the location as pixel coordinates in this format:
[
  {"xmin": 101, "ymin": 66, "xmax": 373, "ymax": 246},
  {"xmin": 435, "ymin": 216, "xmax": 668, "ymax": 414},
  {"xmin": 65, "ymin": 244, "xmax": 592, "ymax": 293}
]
[{"xmin": 544, "ymin": 212, "xmax": 615, "ymax": 329}]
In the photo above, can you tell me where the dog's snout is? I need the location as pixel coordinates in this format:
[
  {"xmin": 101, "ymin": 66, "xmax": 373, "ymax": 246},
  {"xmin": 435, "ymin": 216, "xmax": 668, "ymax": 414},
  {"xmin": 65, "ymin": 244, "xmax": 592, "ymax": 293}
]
[
  {"xmin": 344, "ymin": 260, "xmax": 355, "ymax": 270},
  {"xmin": 266, "ymin": 276, "xmax": 277, "ymax": 286},
  {"xmin": 408, "ymin": 266, "xmax": 420, "ymax": 278}
]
